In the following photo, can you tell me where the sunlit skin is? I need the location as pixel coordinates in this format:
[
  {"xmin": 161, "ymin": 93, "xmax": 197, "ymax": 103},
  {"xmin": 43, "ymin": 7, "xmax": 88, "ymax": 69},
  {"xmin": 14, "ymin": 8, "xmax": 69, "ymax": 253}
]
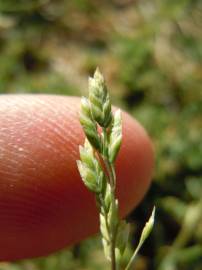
[{"xmin": 0, "ymin": 95, "xmax": 154, "ymax": 261}]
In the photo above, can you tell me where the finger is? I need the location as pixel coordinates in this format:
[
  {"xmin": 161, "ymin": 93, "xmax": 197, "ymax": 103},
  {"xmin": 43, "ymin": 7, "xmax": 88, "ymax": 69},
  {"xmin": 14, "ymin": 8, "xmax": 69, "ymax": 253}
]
[{"xmin": 0, "ymin": 95, "xmax": 154, "ymax": 261}]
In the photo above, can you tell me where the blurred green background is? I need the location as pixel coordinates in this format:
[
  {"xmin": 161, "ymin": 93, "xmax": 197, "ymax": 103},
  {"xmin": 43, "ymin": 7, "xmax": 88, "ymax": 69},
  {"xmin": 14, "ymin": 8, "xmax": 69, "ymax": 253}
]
[{"xmin": 0, "ymin": 0, "xmax": 202, "ymax": 269}]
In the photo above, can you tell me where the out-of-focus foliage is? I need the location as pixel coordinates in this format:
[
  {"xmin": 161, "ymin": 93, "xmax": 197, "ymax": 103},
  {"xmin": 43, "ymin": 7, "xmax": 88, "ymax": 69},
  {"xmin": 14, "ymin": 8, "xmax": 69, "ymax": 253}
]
[{"xmin": 0, "ymin": 0, "xmax": 202, "ymax": 269}]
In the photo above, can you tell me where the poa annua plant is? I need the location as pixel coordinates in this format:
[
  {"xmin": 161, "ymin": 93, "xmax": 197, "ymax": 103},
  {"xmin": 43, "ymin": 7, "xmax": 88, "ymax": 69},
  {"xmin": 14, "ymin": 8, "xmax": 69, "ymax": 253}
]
[{"xmin": 77, "ymin": 68, "xmax": 155, "ymax": 270}]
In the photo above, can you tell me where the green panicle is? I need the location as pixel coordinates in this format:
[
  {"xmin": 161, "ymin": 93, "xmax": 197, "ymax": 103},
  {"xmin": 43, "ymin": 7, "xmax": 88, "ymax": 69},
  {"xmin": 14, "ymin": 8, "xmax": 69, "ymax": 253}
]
[{"xmin": 77, "ymin": 68, "xmax": 154, "ymax": 270}]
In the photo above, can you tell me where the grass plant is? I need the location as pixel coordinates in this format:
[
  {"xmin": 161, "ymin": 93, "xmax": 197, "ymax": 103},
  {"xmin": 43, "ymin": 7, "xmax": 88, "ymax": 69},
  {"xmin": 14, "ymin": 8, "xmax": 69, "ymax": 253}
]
[{"xmin": 77, "ymin": 69, "xmax": 155, "ymax": 270}]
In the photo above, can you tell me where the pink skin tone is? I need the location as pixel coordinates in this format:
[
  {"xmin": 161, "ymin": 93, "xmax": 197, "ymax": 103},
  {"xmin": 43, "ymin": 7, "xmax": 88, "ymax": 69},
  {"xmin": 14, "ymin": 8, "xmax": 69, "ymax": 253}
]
[{"xmin": 0, "ymin": 95, "xmax": 154, "ymax": 261}]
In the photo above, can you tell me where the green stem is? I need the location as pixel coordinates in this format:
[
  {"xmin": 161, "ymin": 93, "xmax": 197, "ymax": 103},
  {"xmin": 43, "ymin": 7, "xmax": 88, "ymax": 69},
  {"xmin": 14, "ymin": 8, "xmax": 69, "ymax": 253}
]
[
  {"xmin": 125, "ymin": 207, "xmax": 155, "ymax": 270},
  {"xmin": 102, "ymin": 128, "xmax": 117, "ymax": 270},
  {"xmin": 125, "ymin": 241, "xmax": 143, "ymax": 270}
]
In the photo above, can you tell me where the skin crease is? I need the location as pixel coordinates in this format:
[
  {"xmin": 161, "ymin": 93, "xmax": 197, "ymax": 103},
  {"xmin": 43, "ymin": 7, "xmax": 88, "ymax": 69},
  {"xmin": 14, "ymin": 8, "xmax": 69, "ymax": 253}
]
[{"xmin": 0, "ymin": 95, "xmax": 154, "ymax": 261}]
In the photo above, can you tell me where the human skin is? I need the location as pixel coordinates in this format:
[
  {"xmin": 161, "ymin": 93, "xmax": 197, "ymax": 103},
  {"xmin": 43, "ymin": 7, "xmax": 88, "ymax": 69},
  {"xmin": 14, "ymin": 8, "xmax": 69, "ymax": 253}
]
[{"xmin": 0, "ymin": 95, "xmax": 154, "ymax": 261}]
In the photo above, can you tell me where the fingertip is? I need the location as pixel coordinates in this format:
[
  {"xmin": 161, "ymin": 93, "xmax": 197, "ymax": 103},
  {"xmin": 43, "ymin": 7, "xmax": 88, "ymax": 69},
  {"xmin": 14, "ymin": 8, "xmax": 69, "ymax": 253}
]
[{"xmin": 0, "ymin": 95, "xmax": 154, "ymax": 260}]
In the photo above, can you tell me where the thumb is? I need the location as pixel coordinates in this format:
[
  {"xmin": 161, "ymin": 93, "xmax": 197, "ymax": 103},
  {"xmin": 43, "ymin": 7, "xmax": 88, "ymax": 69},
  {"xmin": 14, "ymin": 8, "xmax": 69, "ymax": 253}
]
[{"xmin": 0, "ymin": 95, "xmax": 154, "ymax": 261}]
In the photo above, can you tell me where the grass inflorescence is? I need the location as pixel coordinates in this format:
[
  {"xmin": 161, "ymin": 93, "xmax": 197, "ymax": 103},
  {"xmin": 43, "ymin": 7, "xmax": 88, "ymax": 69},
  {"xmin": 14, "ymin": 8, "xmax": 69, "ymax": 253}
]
[{"xmin": 77, "ymin": 68, "xmax": 155, "ymax": 270}]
